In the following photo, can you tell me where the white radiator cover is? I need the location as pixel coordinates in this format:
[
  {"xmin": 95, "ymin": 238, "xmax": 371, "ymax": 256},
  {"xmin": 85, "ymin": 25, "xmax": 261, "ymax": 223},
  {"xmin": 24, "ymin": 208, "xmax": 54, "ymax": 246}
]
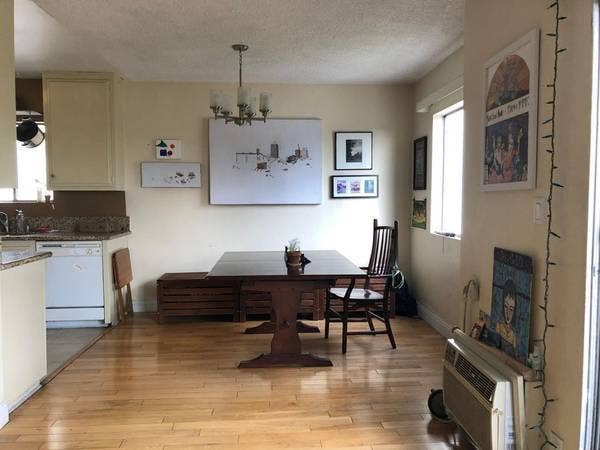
[{"xmin": 443, "ymin": 337, "xmax": 516, "ymax": 450}]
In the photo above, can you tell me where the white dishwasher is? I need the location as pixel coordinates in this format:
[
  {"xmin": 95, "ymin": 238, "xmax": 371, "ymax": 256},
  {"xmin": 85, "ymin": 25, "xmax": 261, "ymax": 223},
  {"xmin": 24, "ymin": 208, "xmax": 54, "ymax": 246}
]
[{"xmin": 36, "ymin": 241, "xmax": 105, "ymax": 326}]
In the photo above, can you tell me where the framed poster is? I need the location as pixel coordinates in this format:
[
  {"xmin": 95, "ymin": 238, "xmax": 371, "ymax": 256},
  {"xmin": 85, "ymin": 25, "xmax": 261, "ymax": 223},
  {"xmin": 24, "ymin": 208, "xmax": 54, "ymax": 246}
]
[
  {"xmin": 334, "ymin": 131, "xmax": 373, "ymax": 170},
  {"xmin": 209, "ymin": 118, "xmax": 322, "ymax": 205},
  {"xmin": 485, "ymin": 248, "xmax": 533, "ymax": 364},
  {"xmin": 413, "ymin": 136, "xmax": 427, "ymax": 190},
  {"xmin": 331, "ymin": 175, "xmax": 378, "ymax": 199},
  {"xmin": 482, "ymin": 29, "xmax": 539, "ymax": 191},
  {"xmin": 411, "ymin": 199, "xmax": 426, "ymax": 229},
  {"xmin": 141, "ymin": 162, "xmax": 201, "ymax": 188}
]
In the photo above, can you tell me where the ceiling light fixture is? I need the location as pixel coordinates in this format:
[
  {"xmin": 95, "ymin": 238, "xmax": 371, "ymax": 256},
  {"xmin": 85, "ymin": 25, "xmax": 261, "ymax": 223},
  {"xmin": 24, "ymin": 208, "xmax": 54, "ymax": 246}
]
[{"xmin": 209, "ymin": 44, "xmax": 271, "ymax": 126}]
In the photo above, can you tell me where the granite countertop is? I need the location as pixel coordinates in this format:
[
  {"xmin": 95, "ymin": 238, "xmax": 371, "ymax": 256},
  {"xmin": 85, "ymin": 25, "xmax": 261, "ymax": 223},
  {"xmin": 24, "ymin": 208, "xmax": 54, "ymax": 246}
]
[
  {"xmin": 0, "ymin": 231, "xmax": 131, "ymax": 241},
  {"xmin": 0, "ymin": 251, "xmax": 52, "ymax": 271}
]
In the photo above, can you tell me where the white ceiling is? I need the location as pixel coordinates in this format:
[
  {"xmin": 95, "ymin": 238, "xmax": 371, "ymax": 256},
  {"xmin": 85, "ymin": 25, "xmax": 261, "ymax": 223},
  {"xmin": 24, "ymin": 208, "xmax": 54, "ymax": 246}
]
[{"xmin": 17, "ymin": 0, "xmax": 464, "ymax": 84}]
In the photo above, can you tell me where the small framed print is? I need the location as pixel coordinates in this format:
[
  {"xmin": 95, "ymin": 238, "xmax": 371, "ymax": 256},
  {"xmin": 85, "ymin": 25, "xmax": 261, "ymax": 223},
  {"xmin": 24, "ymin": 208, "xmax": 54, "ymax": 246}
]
[
  {"xmin": 411, "ymin": 199, "xmax": 427, "ymax": 229},
  {"xmin": 334, "ymin": 131, "xmax": 373, "ymax": 170},
  {"xmin": 155, "ymin": 139, "xmax": 182, "ymax": 159},
  {"xmin": 331, "ymin": 175, "xmax": 378, "ymax": 199},
  {"xmin": 141, "ymin": 162, "xmax": 201, "ymax": 188},
  {"xmin": 413, "ymin": 136, "xmax": 427, "ymax": 190}
]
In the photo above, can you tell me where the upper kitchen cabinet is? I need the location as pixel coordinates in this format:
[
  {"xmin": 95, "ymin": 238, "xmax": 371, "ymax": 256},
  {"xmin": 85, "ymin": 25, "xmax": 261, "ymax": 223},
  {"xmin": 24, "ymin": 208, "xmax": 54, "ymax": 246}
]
[{"xmin": 43, "ymin": 72, "xmax": 123, "ymax": 190}]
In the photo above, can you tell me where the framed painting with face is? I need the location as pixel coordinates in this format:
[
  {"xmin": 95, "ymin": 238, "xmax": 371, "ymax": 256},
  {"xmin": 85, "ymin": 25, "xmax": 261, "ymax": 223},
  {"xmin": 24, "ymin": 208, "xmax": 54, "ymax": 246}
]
[{"xmin": 488, "ymin": 247, "xmax": 533, "ymax": 364}]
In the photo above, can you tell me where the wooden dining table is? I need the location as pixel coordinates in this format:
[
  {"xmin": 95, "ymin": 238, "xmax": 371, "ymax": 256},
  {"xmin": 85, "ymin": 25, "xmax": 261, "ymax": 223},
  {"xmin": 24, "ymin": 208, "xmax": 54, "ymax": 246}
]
[{"xmin": 207, "ymin": 250, "xmax": 366, "ymax": 368}]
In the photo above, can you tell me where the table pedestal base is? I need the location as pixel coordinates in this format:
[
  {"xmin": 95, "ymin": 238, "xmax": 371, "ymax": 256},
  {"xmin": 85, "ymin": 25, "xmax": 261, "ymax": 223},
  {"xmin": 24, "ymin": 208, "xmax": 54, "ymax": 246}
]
[
  {"xmin": 238, "ymin": 281, "xmax": 332, "ymax": 368},
  {"xmin": 245, "ymin": 320, "xmax": 320, "ymax": 334},
  {"xmin": 238, "ymin": 352, "xmax": 333, "ymax": 368}
]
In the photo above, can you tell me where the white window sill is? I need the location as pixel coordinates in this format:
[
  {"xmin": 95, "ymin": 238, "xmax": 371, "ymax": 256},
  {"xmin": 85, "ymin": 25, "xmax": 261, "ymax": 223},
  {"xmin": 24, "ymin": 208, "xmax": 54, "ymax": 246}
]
[{"xmin": 431, "ymin": 231, "xmax": 461, "ymax": 241}]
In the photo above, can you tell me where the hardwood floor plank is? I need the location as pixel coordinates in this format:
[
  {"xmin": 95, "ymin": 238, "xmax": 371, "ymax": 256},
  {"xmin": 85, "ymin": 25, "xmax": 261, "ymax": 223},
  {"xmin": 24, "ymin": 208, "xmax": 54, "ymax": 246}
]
[{"xmin": 0, "ymin": 314, "xmax": 474, "ymax": 450}]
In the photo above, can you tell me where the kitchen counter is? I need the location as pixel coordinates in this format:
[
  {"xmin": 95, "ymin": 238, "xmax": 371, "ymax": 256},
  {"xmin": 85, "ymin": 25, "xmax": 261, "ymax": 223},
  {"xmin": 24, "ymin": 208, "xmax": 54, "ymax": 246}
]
[
  {"xmin": 0, "ymin": 251, "xmax": 52, "ymax": 271},
  {"xmin": 1, "ymin": 231, "xmax": 131, "ymax": 242}
]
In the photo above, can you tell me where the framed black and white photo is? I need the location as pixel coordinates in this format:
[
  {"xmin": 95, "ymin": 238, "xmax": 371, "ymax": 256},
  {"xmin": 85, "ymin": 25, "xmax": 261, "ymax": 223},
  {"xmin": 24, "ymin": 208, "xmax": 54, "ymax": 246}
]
[
  {"xmin": 331, "ymin": 175, "xmax": 378, "ymax": 199},
  {"xmin": 334, "ymin": 131, "xmax": 373, "ymax": 170},
  {"xmin": 413, "ymin": 136, "xmax": 427, "ymax": 190}
]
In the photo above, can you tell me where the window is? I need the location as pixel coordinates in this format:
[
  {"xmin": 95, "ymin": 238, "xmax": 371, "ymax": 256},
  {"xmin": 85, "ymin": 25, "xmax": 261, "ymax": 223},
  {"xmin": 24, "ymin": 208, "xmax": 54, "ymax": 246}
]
[
  {"xmin": 431, "ymin": 101, "xmax": 464, "ymax": 238},
  {"xmin": 0, "ymin": 124, "xmax": 52, "ymax": 202}
]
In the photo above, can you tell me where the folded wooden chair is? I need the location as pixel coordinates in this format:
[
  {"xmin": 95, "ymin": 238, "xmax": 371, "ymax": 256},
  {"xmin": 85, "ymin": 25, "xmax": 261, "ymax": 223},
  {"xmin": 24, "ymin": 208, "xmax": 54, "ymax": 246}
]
[{"xmin": 113, "ymin": 248, "xmax": 134, "ymax": 321}]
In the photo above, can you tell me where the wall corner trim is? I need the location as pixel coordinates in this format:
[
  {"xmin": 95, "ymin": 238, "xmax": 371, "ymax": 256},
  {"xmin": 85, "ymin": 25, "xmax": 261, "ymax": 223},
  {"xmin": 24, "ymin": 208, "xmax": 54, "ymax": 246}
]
[
  {"xmin": 417, "ymin": 301, "xmax": 454, "ymax": 338},
  {"xmin": 8, "ymin": 382, "xmax": 42, "ymax": 414},
  {"xmin": 0, "ymin": 403, "xmax": 8, "ymax": 429},
  {"xmin": 415, "ymin": 75, "xmax": 464, "ymax": 113}
]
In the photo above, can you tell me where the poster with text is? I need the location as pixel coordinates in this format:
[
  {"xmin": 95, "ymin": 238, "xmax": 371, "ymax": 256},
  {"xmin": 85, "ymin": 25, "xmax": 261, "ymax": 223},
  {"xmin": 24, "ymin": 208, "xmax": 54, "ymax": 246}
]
[{"xmin": 482, "ymin": 29, "xmax": 539, "ymax": 191}]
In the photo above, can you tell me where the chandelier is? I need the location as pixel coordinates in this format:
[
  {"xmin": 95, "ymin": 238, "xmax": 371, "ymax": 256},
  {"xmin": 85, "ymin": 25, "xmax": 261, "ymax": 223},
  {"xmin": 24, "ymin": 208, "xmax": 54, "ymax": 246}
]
[{"xmin": 209, "ymin": 44, "xmax": 272, "ymax": 126}]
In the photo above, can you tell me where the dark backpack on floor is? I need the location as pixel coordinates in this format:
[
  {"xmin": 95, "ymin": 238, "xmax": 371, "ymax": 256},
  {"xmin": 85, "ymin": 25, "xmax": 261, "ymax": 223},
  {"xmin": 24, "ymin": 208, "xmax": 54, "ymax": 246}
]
[{"xmin": 392, "ymin": 269, "xmax": 418, "ymax": 317}]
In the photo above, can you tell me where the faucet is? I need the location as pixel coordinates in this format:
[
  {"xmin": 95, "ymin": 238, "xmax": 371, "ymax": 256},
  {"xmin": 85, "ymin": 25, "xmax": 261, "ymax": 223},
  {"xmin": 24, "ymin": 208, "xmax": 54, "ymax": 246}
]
[{"xmin": 0, "ymin": 212, "xmax": 8, "ymax": 235}]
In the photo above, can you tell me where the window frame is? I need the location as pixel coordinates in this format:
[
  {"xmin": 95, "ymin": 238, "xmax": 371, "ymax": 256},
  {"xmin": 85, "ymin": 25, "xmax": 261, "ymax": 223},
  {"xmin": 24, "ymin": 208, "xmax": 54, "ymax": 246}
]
[
  {"xmin": 430, "ymin": 100, "xmax": 464, "ymax": 239},
  {"xmin": 0, "ymin": 122, "xmax": 51, "ymax": 203}
]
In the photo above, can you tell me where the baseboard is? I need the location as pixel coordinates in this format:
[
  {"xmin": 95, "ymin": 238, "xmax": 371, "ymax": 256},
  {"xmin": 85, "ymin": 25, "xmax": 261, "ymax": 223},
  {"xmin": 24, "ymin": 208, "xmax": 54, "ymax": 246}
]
[
  {"xmin": 8, "ymin": 382, "xmax": 42, "ymax": 413},
  {"xmin": 133, "ymin": 299, "xmax": 157, "ymax": 313},
  {"xmin": 0, "ymin": 403, "xmax": 7, "ymax": 429},
  {"xmin": 417, "ymin": 301, "xmax": 453, "ymax": 338}
]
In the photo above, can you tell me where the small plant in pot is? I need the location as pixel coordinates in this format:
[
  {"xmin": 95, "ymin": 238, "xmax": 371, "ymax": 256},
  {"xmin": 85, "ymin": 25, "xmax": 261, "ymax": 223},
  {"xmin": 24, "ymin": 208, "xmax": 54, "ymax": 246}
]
[{"xmin": 286, "ymin": 239, "xmax": 302, "ymax": 266}]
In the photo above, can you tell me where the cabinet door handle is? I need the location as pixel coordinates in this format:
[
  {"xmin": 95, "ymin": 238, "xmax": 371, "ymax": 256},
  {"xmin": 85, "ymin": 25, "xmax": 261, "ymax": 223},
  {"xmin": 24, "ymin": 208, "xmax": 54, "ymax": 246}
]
[{"xmin": 50, "ymin": 174, "xmax": 55, "ymax": 178}]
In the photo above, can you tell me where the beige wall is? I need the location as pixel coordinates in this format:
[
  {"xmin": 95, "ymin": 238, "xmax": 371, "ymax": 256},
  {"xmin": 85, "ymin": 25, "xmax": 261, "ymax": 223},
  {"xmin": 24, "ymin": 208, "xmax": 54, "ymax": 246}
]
[
  {"xmin": 460, "ymin": 0, "xmax": 593, "ymax": 446},
  {"xmin": 411, "ymin": 48, "xmax": 464, "ymax": 329},
  {"xmin": 0, "ymin": 0, "xmax": 17, "ymax": 188},
  {"xmin": 122, "ymin": 83, "xmax": 413, "ymax": 305}
]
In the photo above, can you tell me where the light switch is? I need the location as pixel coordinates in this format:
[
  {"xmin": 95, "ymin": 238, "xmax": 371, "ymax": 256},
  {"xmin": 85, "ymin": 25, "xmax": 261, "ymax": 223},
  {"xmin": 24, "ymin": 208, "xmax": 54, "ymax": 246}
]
[{"xmin": 534, "ymin": 197, "xmax": 546, "ymax": 224}]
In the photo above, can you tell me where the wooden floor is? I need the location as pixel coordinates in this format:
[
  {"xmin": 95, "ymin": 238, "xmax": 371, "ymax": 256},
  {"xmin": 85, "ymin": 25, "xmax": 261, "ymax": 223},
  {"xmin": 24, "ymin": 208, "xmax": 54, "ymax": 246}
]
[{"xmin": 0, "ymin": 314, "xmax": 474, "ymax": 450}]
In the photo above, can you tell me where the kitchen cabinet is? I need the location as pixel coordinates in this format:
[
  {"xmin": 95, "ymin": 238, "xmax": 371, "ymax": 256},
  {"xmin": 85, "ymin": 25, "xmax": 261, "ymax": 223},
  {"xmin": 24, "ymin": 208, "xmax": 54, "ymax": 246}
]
[
  {"xmin": 43, "ymin": 72, "xmax": 123, "ymax": 190},
  {"xmin": 0, "ymin": 256, "xmax": 47, "ymax": 428}
]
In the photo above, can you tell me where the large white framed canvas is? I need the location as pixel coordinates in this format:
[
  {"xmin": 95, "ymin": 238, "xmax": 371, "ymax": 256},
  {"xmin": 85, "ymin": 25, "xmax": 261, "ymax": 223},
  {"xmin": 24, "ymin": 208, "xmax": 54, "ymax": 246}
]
[
  {"xmin": 209, "ymin": 118, "xmax": 322, "ymax": 204},
  {"xmin": 481, "ymin": 28, "xmax": 539, "ymax": 191}
]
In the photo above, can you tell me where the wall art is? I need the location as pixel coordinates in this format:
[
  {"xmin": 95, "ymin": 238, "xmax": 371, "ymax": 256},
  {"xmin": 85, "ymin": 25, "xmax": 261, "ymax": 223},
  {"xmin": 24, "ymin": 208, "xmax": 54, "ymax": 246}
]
[
  {"xmin": 482, "ymin": 29, "xmax": 539, "ymax": 191},
  {"xmin": 155, "ymin": 139, "xmax": 182, "ymax": 159},
  {"xmin": 331, "ymin": 175, "xmax": 378, "ymax": 199},
  {"xmin": 141, "ymin": 162, "xmax": 201, "ymax": 188},
  {"xmin": 411, "ymin": 199, "xmax": 427, "ymax": 229},
  {"xmin": 413, "ymin": 136, "xmax": 427, "ymax": 190},
  {"xmin": 209, "ymin": 118, "xmax": 322, "ymax": 204},
  {"xmin": 334, "ymin": 131, "xmax": 373, "ymax": 170},
  {"xmin": 484, "ymin": 248, "xmax": 533, "ymax": 364}
]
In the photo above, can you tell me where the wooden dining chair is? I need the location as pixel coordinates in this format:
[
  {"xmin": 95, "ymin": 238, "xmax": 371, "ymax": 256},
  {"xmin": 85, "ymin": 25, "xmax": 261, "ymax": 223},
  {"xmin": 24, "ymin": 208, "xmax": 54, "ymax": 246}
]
[
  {"xmin": 113, "ymin": 248, "xmax": 134, "ymax": 321},
  {"xmin": 324, "ymin": 219, "xmax": 398, "ymax": 353}
]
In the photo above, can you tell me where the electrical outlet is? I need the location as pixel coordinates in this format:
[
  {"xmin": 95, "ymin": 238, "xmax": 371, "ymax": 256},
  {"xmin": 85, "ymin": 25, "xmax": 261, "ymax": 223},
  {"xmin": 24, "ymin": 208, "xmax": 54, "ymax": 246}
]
[{"xmin": 549, "ymin": 431, "xmax": 564, "ymax": 450}]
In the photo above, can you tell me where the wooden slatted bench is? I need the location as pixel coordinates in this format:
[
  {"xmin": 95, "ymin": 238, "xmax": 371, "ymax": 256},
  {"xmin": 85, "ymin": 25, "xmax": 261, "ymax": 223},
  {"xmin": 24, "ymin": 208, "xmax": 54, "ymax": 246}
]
[
  {"xmin": 240, "ymin": 289, "xmax": 325, "ymax": 321},
  {"xmin": 157, "ymin": 272, "xmax": 330, "ymax": 322},
  {"xmin": 157, "ymin": 272, "xmax": 240, "ymax": 323}
]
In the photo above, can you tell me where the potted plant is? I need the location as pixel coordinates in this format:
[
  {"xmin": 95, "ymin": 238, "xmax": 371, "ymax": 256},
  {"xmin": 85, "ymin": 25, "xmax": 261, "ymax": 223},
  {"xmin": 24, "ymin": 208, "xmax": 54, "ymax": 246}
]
[{"xmin": 286, "ymin": 238, "xmax": 302, "ymax": 266}]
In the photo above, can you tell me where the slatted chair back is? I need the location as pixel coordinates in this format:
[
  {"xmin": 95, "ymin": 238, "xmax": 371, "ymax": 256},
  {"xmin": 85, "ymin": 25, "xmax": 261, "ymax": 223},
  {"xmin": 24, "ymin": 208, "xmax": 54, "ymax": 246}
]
[
  {"xmin": 366, "ymin": 219, "xmax": 398, "ymax": 277},
  {"xmin": 113, "ymin": 248, "xmax": 134, "ymax": 321}
]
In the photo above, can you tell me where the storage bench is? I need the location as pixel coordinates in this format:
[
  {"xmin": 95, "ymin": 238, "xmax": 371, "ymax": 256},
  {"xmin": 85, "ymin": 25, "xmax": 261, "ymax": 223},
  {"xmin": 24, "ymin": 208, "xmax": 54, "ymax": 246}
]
[{"xmin": 157, "ymin": 272, "xmax": 239, "ymax": 323}]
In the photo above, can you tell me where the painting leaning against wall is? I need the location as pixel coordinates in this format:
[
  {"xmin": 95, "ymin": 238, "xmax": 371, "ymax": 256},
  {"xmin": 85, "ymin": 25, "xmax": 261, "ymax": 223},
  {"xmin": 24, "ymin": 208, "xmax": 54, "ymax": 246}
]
[{"xmin": 481, "ymin": 247, "xmax": 533, "ymax": 365}]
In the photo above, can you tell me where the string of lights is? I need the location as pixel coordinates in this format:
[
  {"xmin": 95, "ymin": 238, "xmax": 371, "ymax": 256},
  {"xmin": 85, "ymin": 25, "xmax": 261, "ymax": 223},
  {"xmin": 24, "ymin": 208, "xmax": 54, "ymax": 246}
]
[{"xmin": 530, "ymin": 1, "xmax": 566, "ymax": 448}]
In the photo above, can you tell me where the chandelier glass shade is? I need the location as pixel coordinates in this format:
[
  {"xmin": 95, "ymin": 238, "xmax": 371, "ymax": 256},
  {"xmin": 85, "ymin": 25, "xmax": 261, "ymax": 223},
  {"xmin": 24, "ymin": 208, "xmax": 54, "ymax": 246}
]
[{"xmin": 209, "ymin": 44, "xmax": 271, "ymax": 126}]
